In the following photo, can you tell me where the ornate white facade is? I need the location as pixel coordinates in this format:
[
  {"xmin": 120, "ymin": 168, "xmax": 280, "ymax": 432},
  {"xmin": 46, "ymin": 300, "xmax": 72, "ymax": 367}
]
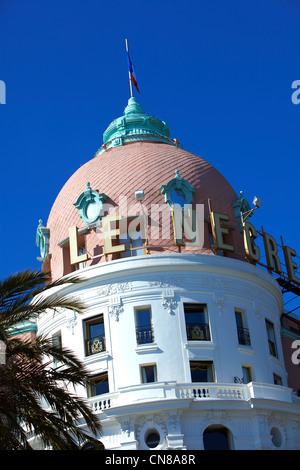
[
  {"xmin": 35, "ymin": 253, "xmax": 300, "ymax": 450},
  {"xmin": 32, "ymin": 97, "xmax": 300, "ymax": 450}
]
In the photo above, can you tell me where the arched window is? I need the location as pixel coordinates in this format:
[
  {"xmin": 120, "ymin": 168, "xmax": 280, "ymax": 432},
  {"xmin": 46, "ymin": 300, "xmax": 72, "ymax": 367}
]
[
  {"xmin": 171, "ymin": 189, "xmax": 186, "ymax": 208},
  {"xmin": 203, "ymin": 425, "xmax": 232, "ymax": 450},
  {"xmin": 160, "ymin": 170, "xmax": 195, "ymax": 208},
  {"xmin": 271, "ymin": 427, "xmax": 283, "ymax": 448}
]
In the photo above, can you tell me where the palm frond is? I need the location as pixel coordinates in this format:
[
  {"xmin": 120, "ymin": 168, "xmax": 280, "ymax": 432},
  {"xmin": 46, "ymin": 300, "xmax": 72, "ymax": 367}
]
[{"xmin": 0, "ymin": 268, "xmax": 103, "ymax": 450}]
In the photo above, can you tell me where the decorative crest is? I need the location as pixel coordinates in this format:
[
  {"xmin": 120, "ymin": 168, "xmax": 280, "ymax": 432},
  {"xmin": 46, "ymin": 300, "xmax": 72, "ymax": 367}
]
[{"xmin": 74, "ymin": 182, "xmax": 107, "ymax": 226}]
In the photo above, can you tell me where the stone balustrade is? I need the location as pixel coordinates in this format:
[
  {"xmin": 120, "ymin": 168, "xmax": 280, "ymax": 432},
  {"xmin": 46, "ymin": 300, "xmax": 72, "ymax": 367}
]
[{"xmin": 89, "ymin": 381, "xmax": 294, "ymax": 413}]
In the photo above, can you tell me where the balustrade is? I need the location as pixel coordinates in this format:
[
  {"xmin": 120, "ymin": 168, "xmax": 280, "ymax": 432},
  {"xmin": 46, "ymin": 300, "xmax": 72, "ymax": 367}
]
[{"xmin": 88, "ymin": 381, "xmax": 292, "ymax": 414}]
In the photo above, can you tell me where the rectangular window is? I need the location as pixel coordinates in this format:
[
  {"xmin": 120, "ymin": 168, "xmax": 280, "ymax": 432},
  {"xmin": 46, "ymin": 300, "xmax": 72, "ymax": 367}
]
[
  {"xmin": 184, "ymin": 303, "xmax": 210, "ymax": 341},
  {"xmin": 119, "ymin": 233, "xmax": 146, "ymax": 258},
  {"xmin": 141, "ymin": 364, "xmax": 157, "ymax": 383},
  {"xmin": 74, "ymin": 245, "xmax": 87, "ymax": 271},
  {"xmin": 119, "ymin": 217, "xmax": 147, "ymax": 258},
  {"xmin": 135, "ymin": 308, "xmax": 154, "ymax": 344},
  {"xmin": 235, "ymin": 310, "xmax": 251, "ymax": 346},
  {"xmin": 266, "ymin": 319, "xmax": 278, "ymax": 357},
  {"xmin": 273, "ymin": 373, "xmax": 282, "ymax": 385},
  {"xmin": 190, "ymin": 361, "xmax": 214, "ymax": 382},
  {"xmin": 89, "ymin": 373, "xmax": 109, "ymax": 397},
  {"xmin": 52, "ymin": 331, "xmax": 62, "ymax": 366},
  {"xmin": 242, "ymin": 366, "xmax": 252, "ymax": 384},
  {"xmin": 84, "ymin": 316, "xmax": 106, "ymax": 356},
  {"xmin": 52, "ymin": 331, "xmax": 62, "ymax": 349}
]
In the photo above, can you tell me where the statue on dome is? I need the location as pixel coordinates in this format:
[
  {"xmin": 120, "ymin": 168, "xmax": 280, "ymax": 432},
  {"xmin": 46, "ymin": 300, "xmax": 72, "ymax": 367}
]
[{"xmin": 36, "ymin": 220, "xmax": 50, "ymax": 260}]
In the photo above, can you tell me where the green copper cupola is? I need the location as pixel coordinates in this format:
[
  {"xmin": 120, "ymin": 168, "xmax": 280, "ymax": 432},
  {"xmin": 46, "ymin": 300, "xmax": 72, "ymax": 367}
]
[{"xmin": 95, "ymin": 97, "xmax": 182, "ymax": 156}]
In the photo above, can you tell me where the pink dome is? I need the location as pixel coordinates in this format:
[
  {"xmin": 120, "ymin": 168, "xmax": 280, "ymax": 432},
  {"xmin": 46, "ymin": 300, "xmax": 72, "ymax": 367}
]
[{"xmin": 45, "ymin": 141, "xmax": 247, "ymax": 280}]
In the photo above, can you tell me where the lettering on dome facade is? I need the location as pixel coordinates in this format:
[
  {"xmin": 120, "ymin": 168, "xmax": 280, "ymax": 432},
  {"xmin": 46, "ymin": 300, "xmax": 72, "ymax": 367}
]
[{"xmin": 65, "ymin": 199, "xmax": 300, "ymax": 288}]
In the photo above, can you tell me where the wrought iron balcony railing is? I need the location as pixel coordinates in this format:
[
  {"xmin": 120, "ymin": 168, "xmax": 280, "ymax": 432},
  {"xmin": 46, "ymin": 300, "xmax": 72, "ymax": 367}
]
[
  {"xmin": 236, "ymin": 327, "xmax": 251, "ymax": 346},
  {"xmin": 85, "ymin": 334, "xmax": 106, "ymax": 356},
  {"xmin": 136, "ymin": 325, "xmax": 155, "ymax": 344},
  {"xmin": 186, "ymin": 322, "xmax": 211, "ymax": 341}
]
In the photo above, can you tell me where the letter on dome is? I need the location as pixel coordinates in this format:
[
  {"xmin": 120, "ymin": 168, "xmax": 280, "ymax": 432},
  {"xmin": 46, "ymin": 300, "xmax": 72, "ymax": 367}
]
[
  {"xmin": 284, "ymin": 246, "xmax": 300, "ymax": 286},
  {"xmin": 211, "ymin": 212, "xmax": 234, "ymax": 252},
  {"xmin": 69, "ymin": 226, "xmax": 88, "ymax": 265},
  {"xmin": 103, "ymin": 215, "xmax": 126, "ymax": 254},
  {"xmin": 263, "ymin": 232, "xmax": 282, "ymax": 274},
  {"xmin": 243, "ymin": 221, "xmax": 260, "ymax": 262}
]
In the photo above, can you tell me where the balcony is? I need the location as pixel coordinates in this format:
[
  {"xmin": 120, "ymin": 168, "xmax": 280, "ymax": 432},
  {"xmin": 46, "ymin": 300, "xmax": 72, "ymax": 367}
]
[
  {"xmin": 186, "ymin": 322, "xmax": 210, "ymax": 341},
  {"xmin": 88, "ymin": 381, "xmax": 295, "ymax": 414},
  {"xmin": 237, "ymin": 327, "xmax": 251, "ymax": 346},
  {"xmin": 136, "ymin": 325, "xmax": 155, "ymax": 345},
  {"xmin": 85, "ymin": 334, "xmax": 106, "ymax": 356}
]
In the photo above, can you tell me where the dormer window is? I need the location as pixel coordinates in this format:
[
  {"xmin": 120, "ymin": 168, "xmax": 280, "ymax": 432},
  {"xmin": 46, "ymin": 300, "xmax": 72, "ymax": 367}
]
[
  {"xmin": 160, "ymin": 170, "xmax": 195, "ymax": 209},
  {"xmin": 74, "ymin": 182, "xmax": 108, "ymax": 227},
  {"xmin": 86, "ymin": 201, "xmax": 99, "ymax": 221}
]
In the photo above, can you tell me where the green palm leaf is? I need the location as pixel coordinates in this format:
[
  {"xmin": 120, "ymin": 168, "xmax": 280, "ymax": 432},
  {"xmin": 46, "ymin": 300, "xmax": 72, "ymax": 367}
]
[{"xmin": 0, "ymin": 269, "xmax": 103, "ymax": 450}]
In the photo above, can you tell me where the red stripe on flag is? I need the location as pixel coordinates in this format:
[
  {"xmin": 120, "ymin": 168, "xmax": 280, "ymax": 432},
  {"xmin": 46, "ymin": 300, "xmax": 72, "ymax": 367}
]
[{"xmin": 131, "ymin": 73, "xmax": 140, "ymax": 93}]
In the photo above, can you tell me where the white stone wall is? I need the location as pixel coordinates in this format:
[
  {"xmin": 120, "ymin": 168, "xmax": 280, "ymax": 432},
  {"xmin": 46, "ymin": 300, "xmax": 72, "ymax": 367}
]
[{"xmin": 36, "ymin": 253, "xmax": 300, "ymax": 450}]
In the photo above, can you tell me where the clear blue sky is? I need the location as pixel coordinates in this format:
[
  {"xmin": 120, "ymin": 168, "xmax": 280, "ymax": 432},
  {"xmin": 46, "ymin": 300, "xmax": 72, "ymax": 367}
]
[{"xmin": 0, "ymin": 0, "xmax": 299, "ymax": 312}]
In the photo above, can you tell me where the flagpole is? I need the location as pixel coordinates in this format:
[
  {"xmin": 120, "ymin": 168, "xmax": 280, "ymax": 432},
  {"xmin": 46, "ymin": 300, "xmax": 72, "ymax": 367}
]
[{"xmin": 125, "ymin": 38, "xmax": 134, "ymax": 98}]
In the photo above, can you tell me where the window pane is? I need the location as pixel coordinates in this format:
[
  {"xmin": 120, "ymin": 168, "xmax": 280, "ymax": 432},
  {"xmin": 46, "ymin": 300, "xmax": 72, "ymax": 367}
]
[
  {"xmin": 190, "ymin": 362, "xmax": 212, "ymax": 382},
  {"xmin": 235, "ymin": 311, "xmax": 251, "ymax": 346},
  {"xmin": 92, "ymin": 374, "xmax": 109, "ymax": 396},
  {"xmin": 86, "ymin": 202, "xmax": 98, "ymax": 221},
  {"xmin": 203, "ymin": 427, "xmax": 230, "ymax": 450},
  {"xmin": 74, "ymin": 246, "xmax": 86, "ymax": 270},
  {"xmin": 266, "ymin": 320, "xmax": 277, "ymax": 357},
  {"xmin": 136, "ymin": 309, "xmax": 151, "ymax": 327},
  {"xmin": 235, "ymin": 311, "xmax": 243, "ymax": 329},
  {"xmin": 172, "ymin": 189, "xmax": 186, "ymax": 207},
  {"xmin": 273, "ymin": 374, "xmax": 282, "ymax": 385},
  {"xmin": 52, "ymin": 332, "xmax": 62, "ymax": 349},
  {"xmin": 136, "ymin": 309, "xmax": 154, "ymax": 344},
  {"xmin": 131, "ymin": 236, "xmax": 144, "ymax": 256},
  {"xmin": 119, "ymin": 223, "xmax": 145, "ymax": 258},
  {"xmin": 119, "ymin": 233, "xmax": 131, "ymax": 258},
  {"xmin": 184, "ymin": 304, "xmax": 206, "ymax": 324},
  {"xmin": 142, "ymin": 365, "xmax": 157, "ymax": 383},
  {"xmin": 85, "ymin": 317, "xmax": 106, "ymax": 356},
  {"xmin": 52, "ymin": 332, "xmax": 62, "ymax": 365},
  {"xmin": 184, "ymin": 304, "xmax": 210, "ymax": 341},
  {"xmin": 242, "ymin": 366, "xmax": 251, "ymax": 383},
  {"xmin": 89, "ymin": 320, "xmax": 105, "ymax": 339},
  {"xmin": 146, "ymin": 432, "xmax": 160, "ymax": 449},
  {"xmin": 266, "ymin": 320, "xmax": 275, "ymax": 340}
]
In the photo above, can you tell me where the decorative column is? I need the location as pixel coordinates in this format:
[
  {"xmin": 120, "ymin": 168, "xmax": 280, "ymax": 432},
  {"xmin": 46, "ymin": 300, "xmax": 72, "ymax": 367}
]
[
  {"xmin": 166, "ymin": 410, "xmax": 186, "ymax": 449},
  {"xmin": 118, "ymin": 416, "xmax": 138, "ymax": 449}
]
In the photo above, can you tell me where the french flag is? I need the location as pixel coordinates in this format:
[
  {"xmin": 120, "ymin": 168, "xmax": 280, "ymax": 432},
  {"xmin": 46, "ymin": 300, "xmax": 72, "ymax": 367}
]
[{"xmin": 127, "ymin": 51, "xmax": 140, "ymax": 93}]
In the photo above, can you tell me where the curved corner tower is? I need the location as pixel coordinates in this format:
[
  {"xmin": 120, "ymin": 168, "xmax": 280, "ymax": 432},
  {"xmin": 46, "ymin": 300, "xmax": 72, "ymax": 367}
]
[{"xmin": 34, "ymin": 97, "xmax": 300, "ymax": 450}]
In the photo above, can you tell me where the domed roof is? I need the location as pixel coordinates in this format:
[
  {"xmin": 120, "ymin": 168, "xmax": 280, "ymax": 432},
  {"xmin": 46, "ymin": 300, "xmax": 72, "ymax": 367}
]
[
  {"xmin": 44, "ymin": 99, "xmax": 247, "ymax": 280},
  {"xmin": 95, "ymin": 97, "xmax": 181, "ymax": 155}
]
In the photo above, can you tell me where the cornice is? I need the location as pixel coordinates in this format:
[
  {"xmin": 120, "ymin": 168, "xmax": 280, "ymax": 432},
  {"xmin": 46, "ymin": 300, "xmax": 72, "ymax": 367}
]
[{"xmin": 53, "ymin": 254, "xmax": 283, "ymax": 308}]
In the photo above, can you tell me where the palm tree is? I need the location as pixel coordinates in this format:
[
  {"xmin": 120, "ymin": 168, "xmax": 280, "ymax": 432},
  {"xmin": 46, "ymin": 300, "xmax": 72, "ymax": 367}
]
[{"xmin": 0, "ymin": 269, "xmax": 103, "ymax": 450}]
